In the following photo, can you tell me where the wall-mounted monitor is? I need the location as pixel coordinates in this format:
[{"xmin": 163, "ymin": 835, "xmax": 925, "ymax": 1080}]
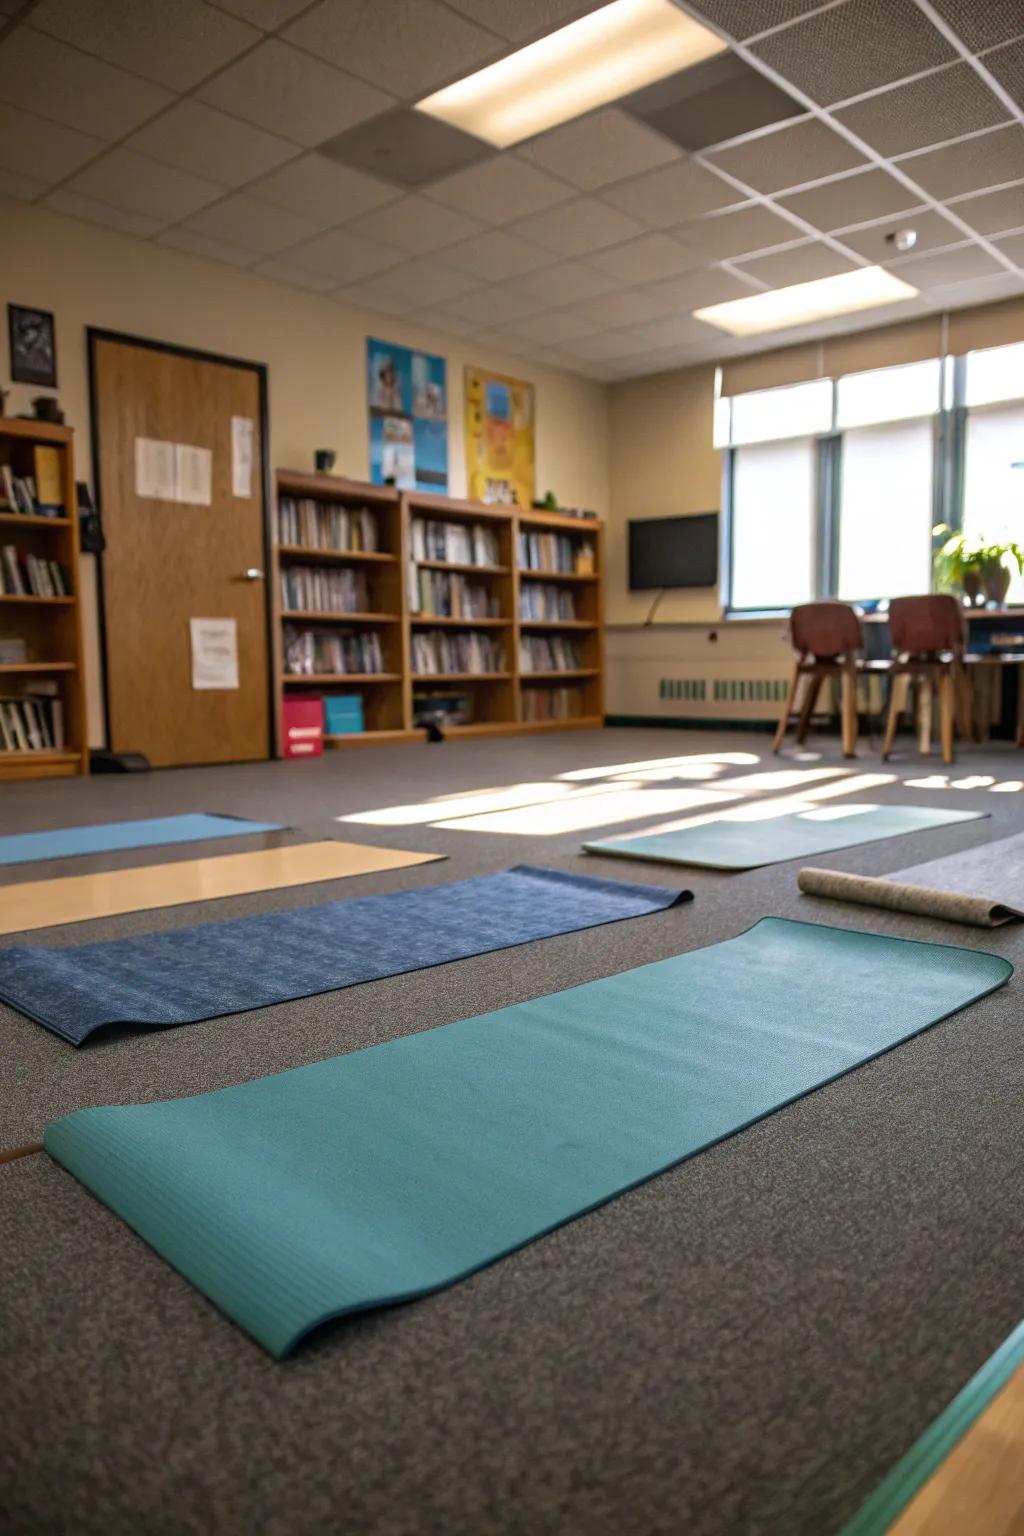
[{"xmin": 628, "ymin": 513, "xmax": 719, "ymax": 591}]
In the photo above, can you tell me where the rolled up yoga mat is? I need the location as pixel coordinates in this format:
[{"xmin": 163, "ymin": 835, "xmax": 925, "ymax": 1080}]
[
  {"xmin": 44, "ymin": 918, "xmax": 1009, "ymax": 1356},
  {"xmin": 0, "ymin": 865, "xmax": 691, "ymax": 1044},
  {"xmin": 0, "ymin": 813, "xmax": 282, "ymax": 866}
]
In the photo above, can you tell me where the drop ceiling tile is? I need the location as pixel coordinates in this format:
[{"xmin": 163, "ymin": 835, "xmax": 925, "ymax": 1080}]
[
  {"xmin": 126, "ymin": 101, "xmax": 297, "ymax": 188},
  {"xmin": 780, "ymin": 168, "xmax": 919, "ymax": 232},
  {"xmin": 751, "ymin": 0, "xmax": 955, "ymax": 106},
  {"xmin": 345, "ymin": 259, "xmax": 482, "ymax": 306},
  {"xmin": 927, "ymin": 0, "xmax": 1024, "ymax": 51},
  {"xmin": 517, "ymin": 108, "xmax": 680, "ymax": 191},
  {"xmin": 643, "ymin": 266, "xmax": 758, "ymax": 311},
  {"xmin": 283, "ymin": 225, "xmax": 407, "ymax": 280},
  {"xmin": 683, "ymin": 0, "xmax": 842, "ymax": 41},
  {"xmin": 436, "ymin": 228, "xmax": 554, "ymax": 279},
  {"xmin": 198, "ymin": 40, "xmax": 391, "ymax": 150},
  {"xmin": 503, "ymin": 310, "xmax": 602, "ymax": 344},
  {"xmin": 733, "ymin": 239, "xmax": 857, "ymax": 285},
  {"xmin": 833, "ymin": 63, "xmax": 1010, "ymax": 159},
  {"xmin": 427, "ymin": 157, "xmax": 571, "ymax": 224},
  {"xmin": 619, "ymin": 315, "xmax": 716, "ymax": 349},
  {"xmin": 984, "ymin": 39, "xmax": 1024, "ymax": 109},
  {"xmin": 321, "ymin": 108, "xmax": 492, "ymax": 189},
  {"xmin": 67, "ymin": 148, "xmax": 223, "ymax": 224},
  {"xmin": 563, "ymin": 329, "xmax": 648, "ymax": 361},
  {"xmin": 284, "ymin": 0, "xmax": 500, "ymax": 97},
  {"xmin": 43, "ymin": 188, "xmax": 164, "ymax": 237},
  {"xmin": 247, "ymin": 154, "xmax": 399, "ymax": 223},
  {"xmin": 334, "ymin": 281, "xmax": 418, "ymax": 317},
  {"xmin": 441, "ymin": 0, "xmax": 607, "ymax": 42},
  {"xmin": 571, "ymin": 288, "xmax": 679, "ymax": 327},
  {"xmin": 182, "ymin": 192, "xmax": 326, "ymax": 254},
  {"xmin": 512, "ymin": 197, "xmax": 645, "ymax": 256},
  {"xmin": 502, "ymin": 260, "xmax": 620, "ymax": 304},
  {"xmin": 898, "ymin": 125, "xmax": 1024, "ymax": 200},
  {"xmin": 0, "ymin": 27, "xmax": 172, "ymax": 139},
  {"xmin": 407, "ymin": 307, "xmax": 478, "ymax": 337},
  {"xmin": 347, "ymin": 194, "xmax": 484, "ymax": 254},
  {"xmin": 601, "ymin": 159, "xmax": 743, "ymax": 228},
  {"xmin": 704, "ymin": 118, "xmax": 866, "ymax": 195},
  {"xmin": 586, "ymin": 233, "xmax": 698, "ymax": 283},
  {"xmin": 992, "ymin": 230, "xmax": 1024, "ymax": 266},
  {"xmin": 158, "ymin": 227, "xmax": 257, "ymax": 267},
  {"xmin": 211, "ymin": 0, "xmax": 311, "ymax": 26},
  {"xmin": 0, "ymin": 168, "xmax": 48, "ymax": 201},
  {"xmin": 0, "ymin": 103, "xmax": 105, "ymax": 184},
  {"xmin": 839, "ymin": 207, "xmax": 966, "ymax": 261},
  {"xmin": 626, "ymin": 53, "xmax": 803, "ymax": 153},
  {"xmin": 252, "ymin": 257, "xmax": 340, "ymax": 292},
  {"xmin": 948, "ymin": 180, "xmax": 1024, "ymax": 235},
  {"xmin": 441, "ymin": 287, "xmax": 553, "ymax": 325},
  {"xmin": 887, "ymin": 242, "xmax": 1008, "ymax": 288},
  {"xmin": 934, "ymin": 271, "xmax": 1024, "ymax": 305},
  {"xmin": 30, "ymin": 0, "xmax": 260, "ymax": 91},
  {"xmin": 674, "ymin": 202, "xmax": 802, "ymax": 258}
]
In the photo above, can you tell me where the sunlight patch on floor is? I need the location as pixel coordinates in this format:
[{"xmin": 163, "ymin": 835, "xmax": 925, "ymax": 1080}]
[
  {"xmin": 559, "ymin": 752, "xmax": 760, "ymax": 781},
  {"xmin": 434, "ymin": 786, "xmax": 736, "ymax": 836},
  {"xmin": 340, "ymin": 783, "xmax": 574, "ymax": 825}
]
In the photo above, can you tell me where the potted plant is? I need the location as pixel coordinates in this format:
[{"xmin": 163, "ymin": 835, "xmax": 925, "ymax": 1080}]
[{"xmin": 932, "ymin": 524, "xmax": 1024, "ymax": 607}]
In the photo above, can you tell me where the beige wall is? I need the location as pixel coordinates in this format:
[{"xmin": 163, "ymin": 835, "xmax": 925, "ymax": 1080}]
[{"xmin": 2, "ymin": 198, "xmax": 610, "ymax": 746}]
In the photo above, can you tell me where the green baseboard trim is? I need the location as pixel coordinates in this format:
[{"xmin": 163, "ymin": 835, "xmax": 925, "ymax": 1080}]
[
  {"xmin": 605, "ymin": 715, "xmax": 776, "ymax": 733},
  {"xmin": 841, "ymin": 1318, "xmax": 1024, "ymax": 1535}
]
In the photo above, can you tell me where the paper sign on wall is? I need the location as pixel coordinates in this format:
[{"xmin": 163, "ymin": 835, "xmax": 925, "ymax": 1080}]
[
  {"xmin": 231, "ymin": 416, "xmax": 254, "ymax": 499},
  {"xmin": 190, "ymin": 617, "xmax": 239, "ymax": 691},
  {"xmin": 175, "ymin": 444, "xmax": 212, "ymax": 506},
  {"xmin": 134, "ymin": 437, "xmax": 177, "ymax": 501}
]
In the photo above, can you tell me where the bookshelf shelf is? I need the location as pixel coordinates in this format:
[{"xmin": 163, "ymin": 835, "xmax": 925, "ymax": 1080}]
[
  {"xmin": 270, "ymin": 471, "xmax": 603, "ymax": 753},
  {"xmin": 0, "ymin": 419, "xmax": 87, "ymax": 780}
]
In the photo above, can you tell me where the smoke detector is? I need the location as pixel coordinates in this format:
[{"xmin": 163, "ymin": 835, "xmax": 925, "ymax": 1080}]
[{"xmin": 886, "ymin": 228, "xmax": 918, "ymax": 253}]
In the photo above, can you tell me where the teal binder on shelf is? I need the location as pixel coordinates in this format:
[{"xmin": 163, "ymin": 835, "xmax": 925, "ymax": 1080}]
[{"xmin": 324, "ymin": 694, "xmax": 364, "ymax": 734}]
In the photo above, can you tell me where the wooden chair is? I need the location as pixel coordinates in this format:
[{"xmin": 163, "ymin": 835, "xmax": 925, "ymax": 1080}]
[
  {"xmin": 773, "ymin": 601, "xmax": 863, "ymax": 758},
  {"xmin": 881, "ymin": 594, "xmax": 967, "ymax": 765}
]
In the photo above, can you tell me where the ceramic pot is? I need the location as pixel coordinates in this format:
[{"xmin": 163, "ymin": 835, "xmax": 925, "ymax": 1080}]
[
  {"xmin": 983, "ymin": 561, "xmax": 1011, "ymax": 607},
  {"xmin": 962, "ymin": 571, "xmax": 983, "ymax": 606}
]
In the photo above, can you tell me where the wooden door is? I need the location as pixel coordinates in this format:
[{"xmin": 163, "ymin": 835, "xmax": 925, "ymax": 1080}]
[{"xmin": 92, "ymin": 333, "xmax": 270, "ymax": 766}]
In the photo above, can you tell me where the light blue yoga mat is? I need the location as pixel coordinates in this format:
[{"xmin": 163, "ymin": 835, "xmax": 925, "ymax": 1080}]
[
  {"xmin": 44, "ymin": 918, "xmax": 1010, "ymax": 1357},
  {"xmin": 0, "ymin": 866, "xmax": 690, "ymax": 1045},
  {"xmin": 0, "ymin": 814, "xmax": 283, "ymax": 867},
  {"xmin": 585, "ymin": 805, "xmax": 986, "ymax": 871}
]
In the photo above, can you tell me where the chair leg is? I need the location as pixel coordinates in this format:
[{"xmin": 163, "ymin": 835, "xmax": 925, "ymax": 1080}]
[
  {"xmin": 773, "ymin": 663, "xmax": 801, "ymax": 754},
  {"xmin": 796, "ymin": 670, "xmax": 823, "ymax": 745},
  {"xmin": 881, "ymin": 673, "xmax": 906, "ymax": 760},
  {"xmin": 840, "ymin": 665, "xmax": 857, "ymax": 758},
  {"xmin": 939, "ymin": 669, "xmax": 955, "ymax": 765},
  {"xmin": 917, "ymin": 676, "xmax": 933, "ymax": 755},
  {"xmin": 955, "ymin": 663, "xmax": 974, "ymax": 741}
]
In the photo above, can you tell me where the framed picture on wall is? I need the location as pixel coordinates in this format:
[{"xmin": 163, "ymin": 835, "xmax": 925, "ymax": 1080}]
[{"xmin": 8, "ymin": 304, "xmax": 57, "ymax": 388}]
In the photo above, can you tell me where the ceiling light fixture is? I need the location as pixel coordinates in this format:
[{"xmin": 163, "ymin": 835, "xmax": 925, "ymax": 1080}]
[
  {"xmin": 415, "ymin": 0, "xmax": 727, "ymax": 149},
  {"xmin": 693, "ymin": 266, "xmax": 919, "ymax": 337}
]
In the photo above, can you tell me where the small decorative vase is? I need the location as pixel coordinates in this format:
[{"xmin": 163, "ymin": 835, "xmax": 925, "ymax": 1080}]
[
  {"xmin": 983, "ymin": 561, "xmax": 1011, "ymax": 607},
  {"xmin": 962, "ymin": 571, "xmax": 982, "ymax": 606}
]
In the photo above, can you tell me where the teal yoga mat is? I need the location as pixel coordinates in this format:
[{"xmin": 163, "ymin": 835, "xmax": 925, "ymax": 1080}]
[
  {"xmin": 584, "ymin": 805, "xmax": 985, "ymax": 871},
  {"xmin": 45, "ymin": 918, "xmax": 1010, "ymax": 1358},
  {"xmin": 0, "ymin": 813, "xmax": 282, "ymax": 866}
]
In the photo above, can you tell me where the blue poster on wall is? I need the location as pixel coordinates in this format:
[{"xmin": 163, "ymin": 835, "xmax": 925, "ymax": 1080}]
[{"xmin": 367, "ymin": 337, "xmax": 448, "ymax": 492}]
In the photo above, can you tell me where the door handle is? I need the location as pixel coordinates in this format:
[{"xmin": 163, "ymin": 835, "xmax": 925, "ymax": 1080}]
[{"xmin": 240, "ymin": 568, "xmax": 264, "ymax": 581}]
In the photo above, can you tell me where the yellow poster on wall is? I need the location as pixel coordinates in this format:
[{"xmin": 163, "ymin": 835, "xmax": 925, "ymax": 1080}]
[{"xmin": 464, "ymin": 366, "xmax": 535, "ymax": 509}]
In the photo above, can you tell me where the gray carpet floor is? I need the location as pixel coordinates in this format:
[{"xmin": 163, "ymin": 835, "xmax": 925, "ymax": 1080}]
[{"xmin": 1, "ymin": 726, "xmax": 1022, "ymax": 1536}]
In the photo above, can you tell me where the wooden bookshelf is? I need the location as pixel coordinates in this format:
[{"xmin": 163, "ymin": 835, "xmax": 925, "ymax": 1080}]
[
  {"xmin": 0, "ymin": 419, "xmax": 88, "ymax": 779},
  {"xmin": 270, "ymin": 470, "xmax": 603, "ymax": 751}
]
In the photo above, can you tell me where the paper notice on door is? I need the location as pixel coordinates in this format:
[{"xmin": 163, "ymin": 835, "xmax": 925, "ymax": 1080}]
[
  {"xmin": 190, "ymin": 617, "xmax": 239, "ymax": 690},
  {"xmin": 176, "ymin": 444, "xmax": 212, "ymax": 506},
  {"xmin": 231, "ymin": 416, "xmax": 254, "ymax": 499},
  {"xmin": 134, "ymin": 437, "xmax": 177, "ymax": 500}
]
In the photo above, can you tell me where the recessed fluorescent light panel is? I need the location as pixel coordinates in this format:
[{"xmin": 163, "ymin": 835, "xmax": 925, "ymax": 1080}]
[
  {"xmin": 694, "ymin": 267, "xmax": 919, "ymax": 337},
  {"xmin": 415, "ymin": 0, "xmax": 728, "ymax": 149}
]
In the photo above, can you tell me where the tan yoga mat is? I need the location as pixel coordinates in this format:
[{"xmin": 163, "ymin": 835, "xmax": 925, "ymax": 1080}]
[
  {"xmin": 799, "ymin": 830, "xmax": 1024, "ymax": 928},
  {"xmin": 0, "ymin": 841, "xmax": 443, "ymax": 935}
]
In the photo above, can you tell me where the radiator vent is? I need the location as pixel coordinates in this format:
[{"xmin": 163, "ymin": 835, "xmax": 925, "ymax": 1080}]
[
  {"xmin": 712, "ymin": 678, "xmax": 789, "ymax": 702},
  {"xmin": 659, "ymin": 678, "xmax": 706, "ymax": 701}
]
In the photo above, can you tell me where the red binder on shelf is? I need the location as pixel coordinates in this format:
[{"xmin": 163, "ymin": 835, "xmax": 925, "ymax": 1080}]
[{"xmin": 282, "ymin": 696, "xmax": 323, "ymax": 759}]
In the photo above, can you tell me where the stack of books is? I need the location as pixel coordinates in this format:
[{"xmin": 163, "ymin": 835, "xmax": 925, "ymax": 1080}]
[
  {"xmin": 518, "ymin": 531, "xmax": 595, "ymax": 575},
  {"xmin": 0, "ymin": 450, "xmax": 64, "ymax": 517},
  {"xmin": 1, "ymin": 546, "xmax": 68, "ymax": 596},
  {"xmin": 279, "ymin": 564, "xmax": 370, "ymax": 613},
  {"xmin": 283, "ymin": 625, "xmax": 385, "ymax": 676},
  {"xmin": 519, "ymin": 582, "xmax": 576, "ymax": 620},
  {"xmin": 410, "ymin": 518, "xmax": 501, "ymax": 567},
  {"xmin": 411, "ymin": 630, "xmax": 505, "ymax": 675},
  {"xmin": 275, "ymin": 497, "xmax": 379, "ymax": 553},
  {"xmin": 519, "ymin": 635, "xmax": 582, "ymax": 672},
  {"xmin": 413, "ymin": 569, "xmax": 498, "ymax": 619},
  {"xmin": 521, "ymin": 686, "xmax": 583, "ymax": 722},
  {"xmin": 0, "ymin": 693, "xmax": 64, "ymax": 751}
]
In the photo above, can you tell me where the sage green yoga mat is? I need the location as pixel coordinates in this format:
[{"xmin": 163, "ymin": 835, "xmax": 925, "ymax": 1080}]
[
  {"xmin": 44, "ymin": 918, "xmax": 1010, "ymax": 1358},
  {"xmin": 585, "ymin": 804, "xmax": 985, "ymax": 871}
]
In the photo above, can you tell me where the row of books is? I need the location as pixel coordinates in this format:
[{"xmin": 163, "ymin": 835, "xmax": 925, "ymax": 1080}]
[
  {"xmin": 0, "ymin": 449, "xmax": 65, "ymax": 517},
  {"xmin": 1, "ymin": 545, "xmax": 69, "ymax": 597},
  {"xmin": 410, "ymin": 518, "xmax": 501, "ymax": 567},
  {"xmin": 411, "ymin": 630, "xmax": 505, "ymax": 676},
  {"xmin": 283, "ymin": 625, "xmax": 386, "ymax": 676},
  {"xmin": 522, "ymin": 686, "xmax": 584, "ymax": 722},
  {"xmin": 411, "ymin": 568, "xmax": 499, "ymax": 619},
  {"xmin": 280, "ymin": 564, "xmax": 370, "ymax": 614},
  {"xmin": 275, "ymin": 497, "xmax": 380, "ymax": 553},
  {"xmin": 0, "ymin": 693, "xmax": 65, "ymax": 751},
  {"xmin": 519, "ymin": 635, "xmax": 582, "ymax": 672},
  {"xmin": 519, "ymin": 582, "xmax": 577, "ymax": 621},
  {"xmin": 518, "ymin": 531, "xmax": 595, "ymax": 575}
]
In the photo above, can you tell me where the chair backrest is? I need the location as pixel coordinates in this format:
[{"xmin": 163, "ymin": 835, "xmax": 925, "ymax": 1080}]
[
  {"xmin": 789, "ymin": 600, "xmax": 862, "ymax": 659},
  {"xmin": 889, "ymin": 594, "xmax": 966, "ymax": 656}
]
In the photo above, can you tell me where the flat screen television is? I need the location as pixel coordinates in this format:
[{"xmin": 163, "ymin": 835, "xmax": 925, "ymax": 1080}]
[{"xmin": 628, "ymin": 513, "xmax": 718, "ymax": 591}]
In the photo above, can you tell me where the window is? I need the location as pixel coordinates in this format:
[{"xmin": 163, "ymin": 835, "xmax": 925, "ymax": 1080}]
[
  {"xmin": 728, "ymin": 378, "xmax": 832, "ymax": 445},
  {"xmin": 962, "ymin": 402, "xmax": 1024, "ymax": 605},
  {"xmin": 837, "ymin": 419, "xmax": 935, "ymax": 601},
  {"xmin": 835, "ymin": 358, "xmax": 941, "ymax": 428},
  {"xmin": 965, "ymin": 340, "xmax": 1024, "ymax": 407},
  {"xmin": 730, "ymin": 438, "xmax": 817, "ymax": 610}
]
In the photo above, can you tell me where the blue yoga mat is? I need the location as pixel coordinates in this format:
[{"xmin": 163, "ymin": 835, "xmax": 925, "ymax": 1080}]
[
  {"xmin": 45, "ymin": 919, "xmax": 1009, "ymax": 1356},
  {"xmin": 0, "ymin": 866, "xmax": 690, "ymax": 1045},
  {"xmin": 0, "ymin": 813, "xmax": 283, "ymax": 867},
  {"xmin": 585, "ymin": 805, "xmax": 985, "ymax": 871}
]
